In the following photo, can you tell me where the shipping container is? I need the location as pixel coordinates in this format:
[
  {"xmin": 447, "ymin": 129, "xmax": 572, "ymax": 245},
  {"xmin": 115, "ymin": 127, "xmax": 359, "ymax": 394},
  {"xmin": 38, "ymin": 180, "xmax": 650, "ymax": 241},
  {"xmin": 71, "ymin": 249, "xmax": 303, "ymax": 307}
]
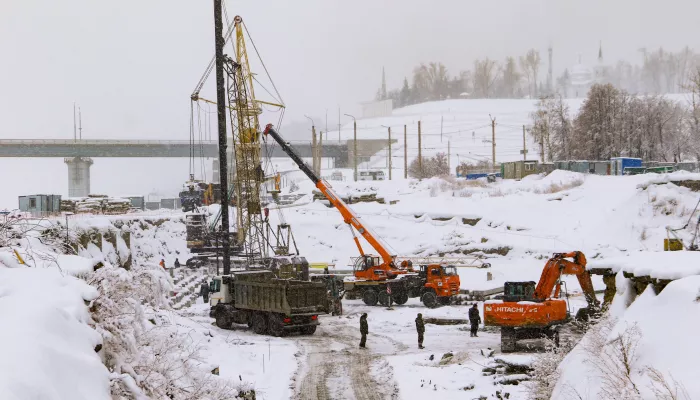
[
  {"xmin": 145, "ymin": 201, "xmax": 160, "ymax": 211},
  {"xmin": 611, "ymin": 157, "xmax": 642, "ymax": 176}
]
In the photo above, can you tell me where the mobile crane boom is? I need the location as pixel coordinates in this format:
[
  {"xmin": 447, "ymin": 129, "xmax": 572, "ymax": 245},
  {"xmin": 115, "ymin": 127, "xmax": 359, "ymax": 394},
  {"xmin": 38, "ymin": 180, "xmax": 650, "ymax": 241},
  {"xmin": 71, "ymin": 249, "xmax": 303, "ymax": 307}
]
[{"xmin": 263, "ymin": 124, "xmax": 397, "ymax": 272}]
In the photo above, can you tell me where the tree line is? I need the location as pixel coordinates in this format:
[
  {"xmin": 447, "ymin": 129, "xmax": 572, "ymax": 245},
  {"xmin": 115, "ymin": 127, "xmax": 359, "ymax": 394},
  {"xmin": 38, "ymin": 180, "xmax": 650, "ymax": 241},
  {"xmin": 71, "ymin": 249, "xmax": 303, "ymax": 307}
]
[
  {"xmin": 529, "ymin": 67, "xmax": 700, "ymax": 162},
  {"xmin": 378, "ymin": 46, "xmax": 700, "ymax": 108}
]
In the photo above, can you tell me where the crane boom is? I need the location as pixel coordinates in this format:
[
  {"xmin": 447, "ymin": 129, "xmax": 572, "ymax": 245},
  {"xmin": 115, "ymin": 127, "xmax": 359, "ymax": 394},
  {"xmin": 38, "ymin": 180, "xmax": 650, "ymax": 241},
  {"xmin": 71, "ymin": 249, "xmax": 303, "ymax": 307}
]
[{"xmin": 263, "ymin": 124, "xmax": 395, "ymax": 267}]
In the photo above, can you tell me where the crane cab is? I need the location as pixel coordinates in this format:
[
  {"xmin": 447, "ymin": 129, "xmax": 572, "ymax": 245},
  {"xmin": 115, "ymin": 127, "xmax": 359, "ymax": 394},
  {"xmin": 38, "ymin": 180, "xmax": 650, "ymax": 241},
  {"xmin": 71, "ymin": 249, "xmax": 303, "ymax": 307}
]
[{"xmin": 352, "ymin": 255, "xmax": 398, "ymax": 280}]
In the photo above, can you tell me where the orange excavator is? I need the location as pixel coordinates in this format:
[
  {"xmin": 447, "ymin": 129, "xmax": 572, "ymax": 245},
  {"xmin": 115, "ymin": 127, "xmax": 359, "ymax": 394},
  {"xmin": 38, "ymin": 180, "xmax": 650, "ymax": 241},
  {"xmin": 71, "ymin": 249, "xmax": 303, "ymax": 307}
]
[
  {"xmin": 484, "ymin": 251, "xmax": 600, "ymax": 352},
  {"xmin": 263, "ymin": 124, "xmax": 460, "ymax": 307}
]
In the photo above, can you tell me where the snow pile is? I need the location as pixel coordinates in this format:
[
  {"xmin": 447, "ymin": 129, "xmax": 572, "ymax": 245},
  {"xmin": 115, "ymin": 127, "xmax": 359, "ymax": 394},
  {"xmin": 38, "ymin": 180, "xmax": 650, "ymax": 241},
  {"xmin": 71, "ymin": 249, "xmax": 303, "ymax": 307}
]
[
  {"xmin": 553, "ymin": 275, "xmax": 700, "ymax": 399},
  {"xmin": 0, "ymin": 259, "xmax": 109, "ymax": 400}
]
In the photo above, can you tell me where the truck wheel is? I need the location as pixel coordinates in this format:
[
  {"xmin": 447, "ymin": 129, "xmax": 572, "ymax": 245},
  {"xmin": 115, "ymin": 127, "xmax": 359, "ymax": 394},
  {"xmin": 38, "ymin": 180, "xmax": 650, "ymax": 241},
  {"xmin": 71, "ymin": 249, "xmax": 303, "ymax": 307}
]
[
  {"xmin": 393, "ymin": 292, "xmax": 409, "ymax": 305},
  {"xmin": 362, "ymin": 290, "xmax": 378, "ymax": 306},
  {"xmin": 421, "ymin": 291, "xmax": 438, "ymax": 308},
  {"xmin": 215, "ymin": 312, "xmax": 232, "ymax": 329},
  {"xmin": 302, "ymin": 326, "xmax": 317, "ymax": 335},
  {"xmin": 378, "ymin": 291, "xmax": 391, "ymax": 306},
  {"xmin": 252, "ymin": 313, "xmax": 268, "ymax": 335},
  {"xmin": 268, "ymin": 314, "xmax": 285, "ymax": 337},
  {"xmin": 501, "ymin": 327, "xmax": 517, "ymax": 353}
]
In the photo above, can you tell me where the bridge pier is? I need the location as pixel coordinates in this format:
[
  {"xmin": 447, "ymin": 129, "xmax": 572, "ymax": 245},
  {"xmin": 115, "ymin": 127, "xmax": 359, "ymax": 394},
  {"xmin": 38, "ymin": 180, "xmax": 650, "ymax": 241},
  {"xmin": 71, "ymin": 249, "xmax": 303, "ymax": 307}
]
[{"xmin": 64, "ymin": 157, "xmax": 93, "ymax": 197}]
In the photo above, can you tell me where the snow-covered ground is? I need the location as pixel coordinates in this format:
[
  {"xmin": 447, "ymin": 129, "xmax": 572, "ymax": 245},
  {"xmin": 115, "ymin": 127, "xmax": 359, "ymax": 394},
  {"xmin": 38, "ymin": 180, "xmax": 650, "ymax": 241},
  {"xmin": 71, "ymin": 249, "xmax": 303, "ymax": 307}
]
[{"xmin": 3, "ymin": 154, "xmax": 700, "ymax": 398}]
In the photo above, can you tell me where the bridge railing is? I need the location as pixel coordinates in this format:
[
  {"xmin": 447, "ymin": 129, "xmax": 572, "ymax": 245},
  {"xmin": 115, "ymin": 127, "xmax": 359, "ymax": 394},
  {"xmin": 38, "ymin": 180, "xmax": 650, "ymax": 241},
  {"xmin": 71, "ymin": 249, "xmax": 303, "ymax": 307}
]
[{"xmin": 0, "ymin": 139, "xmax": 218, "ymax": 145}]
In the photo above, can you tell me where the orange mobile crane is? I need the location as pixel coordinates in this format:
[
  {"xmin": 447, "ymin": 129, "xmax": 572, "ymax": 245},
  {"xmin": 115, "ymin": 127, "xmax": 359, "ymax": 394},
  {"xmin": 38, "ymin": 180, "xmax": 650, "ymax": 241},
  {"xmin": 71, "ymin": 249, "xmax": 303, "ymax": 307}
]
[
  {"xmin": 263, "ymin": 124, "xmax": 460, "ymax": 307},
  {"xmin": 484, "ymin": 251, "xmax": 600, "ymax": 352}
]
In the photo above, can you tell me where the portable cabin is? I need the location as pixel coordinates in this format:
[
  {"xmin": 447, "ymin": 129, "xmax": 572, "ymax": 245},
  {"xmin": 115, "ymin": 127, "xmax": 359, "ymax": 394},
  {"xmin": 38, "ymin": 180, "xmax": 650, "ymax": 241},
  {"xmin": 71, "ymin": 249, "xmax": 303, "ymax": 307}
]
[
  {"xmin": 126, "ymin": 196, "xmax": 145, "ymax": 211},
  {"xmin": 145, "ymin": 202, "xmax": 161, "ymax": 211},
  {"xmin": 610, "ymin": 157, "xmax": 642, "ymax": 176},
  {"xmin": 160, "ymin": 198, "xmax": 181, "ymax": 210},
  {"xmin": 18, "ymin": 194, "xmax": 62, "ymax": 217},
  {"xmin": 502, "ymin": 160, "xmax": 538, "ymax": 180},
  {"xmin": 589, "ymin": 161, "xmax": 610, "ymax": 175},
  {"xmin": 676, "ymin": 162, "xmax": 698, "ymax": 173}
]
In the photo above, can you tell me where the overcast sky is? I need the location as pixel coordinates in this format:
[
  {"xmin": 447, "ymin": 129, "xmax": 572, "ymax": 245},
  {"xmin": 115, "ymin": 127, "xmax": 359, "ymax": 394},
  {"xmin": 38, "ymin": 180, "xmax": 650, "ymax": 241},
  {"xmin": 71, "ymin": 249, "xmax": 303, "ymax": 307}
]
[
  {"xmin": 1, "ymin": 0, "xmax": 699, "ymax": 207},
  {"xmin": 2, "ymin": 0, "xmax": 700, "ymax": 141}
]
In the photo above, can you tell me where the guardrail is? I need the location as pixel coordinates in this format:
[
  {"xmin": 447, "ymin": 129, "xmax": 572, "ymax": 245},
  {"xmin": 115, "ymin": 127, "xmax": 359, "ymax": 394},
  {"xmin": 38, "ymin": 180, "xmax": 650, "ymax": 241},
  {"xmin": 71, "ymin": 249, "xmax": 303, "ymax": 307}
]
[{"xmin": 0, "ymin": 139, "xmax": 218, "ymax": 145}]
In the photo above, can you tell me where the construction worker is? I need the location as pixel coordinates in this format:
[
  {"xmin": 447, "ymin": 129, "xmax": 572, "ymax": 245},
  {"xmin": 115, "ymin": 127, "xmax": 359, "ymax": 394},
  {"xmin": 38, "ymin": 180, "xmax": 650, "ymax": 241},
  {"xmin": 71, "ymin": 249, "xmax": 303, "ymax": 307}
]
[
  {"xmin": 174, "ymin": 258, "xmax": 181, "ymax": 269},
  {"xmin": 200, "ymin": 282, "xmax": 210, "ymax": 303},
  {"xmin": 359, "ymin": 313, "xmax": 368, "ymax": 348},
  {"xmin": 415, "ymin": 313, "xmax": 425, "ymax": 349},
  {"xmin": 159, "ymin": 259, "xmax": 165, "ymax": 269},
  {"xmin": 469, "ymin": 304, "xmax": 481, "ymax": 337}
]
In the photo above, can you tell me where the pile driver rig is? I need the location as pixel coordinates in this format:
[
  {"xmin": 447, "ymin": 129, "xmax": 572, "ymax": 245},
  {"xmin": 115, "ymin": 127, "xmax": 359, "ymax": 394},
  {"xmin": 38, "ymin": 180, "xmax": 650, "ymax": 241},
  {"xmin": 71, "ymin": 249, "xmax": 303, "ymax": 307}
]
[{"xmin": 185, "ymin": 5, "xmax": 303, "ymax": 278}]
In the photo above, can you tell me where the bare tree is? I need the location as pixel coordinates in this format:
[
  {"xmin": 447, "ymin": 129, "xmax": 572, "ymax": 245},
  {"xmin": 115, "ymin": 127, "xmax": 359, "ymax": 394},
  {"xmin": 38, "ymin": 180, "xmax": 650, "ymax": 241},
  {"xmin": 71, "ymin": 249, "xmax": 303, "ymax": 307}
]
[
  {"xmin": 501, "ymin": 56, "xmax": 521, "ymax": 98},
  {"xmin": 473, "ymin": 58, "xmax": 499, "ymax": 98}
]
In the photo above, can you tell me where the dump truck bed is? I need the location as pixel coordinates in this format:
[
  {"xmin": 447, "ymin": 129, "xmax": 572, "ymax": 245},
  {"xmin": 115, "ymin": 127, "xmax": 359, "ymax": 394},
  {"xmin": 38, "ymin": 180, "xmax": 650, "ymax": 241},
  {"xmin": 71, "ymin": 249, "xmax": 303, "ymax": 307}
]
[{"xmin": 233, "ymin": 277, "xmax": 327, "ymax": 316}]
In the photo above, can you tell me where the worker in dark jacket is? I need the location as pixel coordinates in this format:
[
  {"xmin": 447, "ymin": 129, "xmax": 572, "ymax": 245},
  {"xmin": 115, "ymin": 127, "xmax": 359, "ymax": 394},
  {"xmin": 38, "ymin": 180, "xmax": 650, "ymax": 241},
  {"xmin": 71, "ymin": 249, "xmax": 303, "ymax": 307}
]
[
  {"xmin": 359, "ymin": 313, "xmax": 368, "ymax": 348},
  {"xmin": 469, "ymin": 304, "xmax": 481, "ymax": 337},
  {"xmin": 415, "ymin": 313, "xmax": 425, "ymax": 349},
  {"xmin": 200, "ymin": 282, "xmax": 210, "ymax": 303},
  {"xmin": 174, "ymin": 258, "xmax": 181, "ymax": 269}
]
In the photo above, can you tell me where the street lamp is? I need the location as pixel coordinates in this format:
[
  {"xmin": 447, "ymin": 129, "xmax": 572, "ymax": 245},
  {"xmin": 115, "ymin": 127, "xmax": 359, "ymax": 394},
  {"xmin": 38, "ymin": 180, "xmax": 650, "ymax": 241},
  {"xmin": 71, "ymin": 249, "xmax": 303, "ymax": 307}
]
[{"xmin": 344, "ymin": 114, "xmax": 357, "ymax": 181}]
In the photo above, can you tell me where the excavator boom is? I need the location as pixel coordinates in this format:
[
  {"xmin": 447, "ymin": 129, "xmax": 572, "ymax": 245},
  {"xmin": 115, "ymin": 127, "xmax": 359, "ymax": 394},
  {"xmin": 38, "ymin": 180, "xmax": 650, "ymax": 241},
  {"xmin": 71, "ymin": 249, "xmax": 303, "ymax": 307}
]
[
  {"xmin": 534, "ymin": 251, "xmax": 598, "ymax": 307},
  {"xmin": 262, "ymin": 124, "xmax": 395, "ymax": 268}
]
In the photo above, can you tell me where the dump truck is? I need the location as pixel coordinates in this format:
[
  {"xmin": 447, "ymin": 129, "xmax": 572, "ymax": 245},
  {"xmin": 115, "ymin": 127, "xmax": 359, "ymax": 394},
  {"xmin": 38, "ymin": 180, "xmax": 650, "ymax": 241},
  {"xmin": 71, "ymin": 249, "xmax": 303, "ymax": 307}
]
[{"xmin": 209, "ymin": 270, "xmax": 328, "ymax": 336}]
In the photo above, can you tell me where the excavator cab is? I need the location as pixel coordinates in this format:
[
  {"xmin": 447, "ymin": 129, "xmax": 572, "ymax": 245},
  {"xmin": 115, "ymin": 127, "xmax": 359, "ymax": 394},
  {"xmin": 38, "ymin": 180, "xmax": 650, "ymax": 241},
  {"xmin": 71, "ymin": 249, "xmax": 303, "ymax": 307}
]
[{"xmin": 503, "ymin": 281, "xmax": 537, "ymax": 302}]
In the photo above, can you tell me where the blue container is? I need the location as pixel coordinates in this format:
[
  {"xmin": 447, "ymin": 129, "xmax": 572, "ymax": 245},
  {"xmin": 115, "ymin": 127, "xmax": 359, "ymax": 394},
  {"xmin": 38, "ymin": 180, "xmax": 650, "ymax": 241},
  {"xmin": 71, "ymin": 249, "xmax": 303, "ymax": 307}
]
[
  {"xmin": 466, "ymin": 173, "xmax": 488, "ymax": 180},
  {"xmin": 610, "ymin": 157, "xmax": 642, "ymax": 176}
]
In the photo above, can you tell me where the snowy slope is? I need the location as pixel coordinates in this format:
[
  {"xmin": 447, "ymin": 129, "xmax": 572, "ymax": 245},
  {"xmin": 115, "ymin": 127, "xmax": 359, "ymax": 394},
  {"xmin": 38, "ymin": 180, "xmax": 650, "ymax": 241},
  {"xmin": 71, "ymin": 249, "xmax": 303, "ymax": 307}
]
[
  {"xmin": 553, "ymin": 275, "xmax": 700, "ymax": 399},
  {"xmin": 269, "ymin": 170, "xmax": 700, "ymax": 295},
  {"xmin": 0, "ymin": 251, "xmax": 109, "ymax": 400}
]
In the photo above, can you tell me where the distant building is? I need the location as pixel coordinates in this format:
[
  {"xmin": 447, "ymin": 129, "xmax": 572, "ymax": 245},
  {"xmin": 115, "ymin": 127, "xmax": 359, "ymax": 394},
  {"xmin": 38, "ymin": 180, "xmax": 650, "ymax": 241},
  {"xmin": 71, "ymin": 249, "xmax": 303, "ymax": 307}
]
[{"xmin": 564, "ymin": 42, "xmax": 611, "ymax": 98}]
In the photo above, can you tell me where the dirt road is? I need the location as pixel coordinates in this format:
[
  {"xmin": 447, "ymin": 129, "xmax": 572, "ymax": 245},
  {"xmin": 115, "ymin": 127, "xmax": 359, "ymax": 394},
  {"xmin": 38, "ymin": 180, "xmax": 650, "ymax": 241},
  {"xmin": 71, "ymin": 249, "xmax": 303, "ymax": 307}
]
[{"xmin": 294, "ymin": 317, "xmax": 400, "ymax": 400}]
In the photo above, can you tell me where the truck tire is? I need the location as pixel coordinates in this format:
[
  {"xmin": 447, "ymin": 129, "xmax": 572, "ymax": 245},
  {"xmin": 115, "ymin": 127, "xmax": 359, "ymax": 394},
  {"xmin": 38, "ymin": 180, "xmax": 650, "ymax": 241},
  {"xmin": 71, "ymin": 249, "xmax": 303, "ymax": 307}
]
[
  {"xmin": 268, "ymin": 314, "xmax": 285, "ymax": 337},
  {"xmin": 252, "ymin": 313, "xmax": 268, "ymax": 335},
  {"xmin": 393, "ymin": 292, "xmax": 409, "ymax": 305},
  {"xmin": 362, "ymin": 290, "xmax": 378, "ymax": 306},
  {"xmin": 215, "ymin": 312, "xmax": 232, "ymax": 330},
  {"xmin": 421, "ymin": 291, "xmax": 438, "ymax": 308},
  {"xmin": 301, "ymin": 325, "xmax": 317, "ymax": 335},
  {"xmin": 378, "ymin": 291, "xmax": 391, "ymax": 306},
  {"xmin": 501, "ymin": 327, "xmax": 517, "ymax": 353}
]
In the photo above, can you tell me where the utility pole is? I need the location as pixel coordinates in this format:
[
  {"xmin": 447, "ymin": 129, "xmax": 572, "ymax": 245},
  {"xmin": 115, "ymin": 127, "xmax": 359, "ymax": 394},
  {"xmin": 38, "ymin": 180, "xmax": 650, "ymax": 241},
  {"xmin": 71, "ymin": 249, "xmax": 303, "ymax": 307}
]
[
  {"xmin": 213, "ymin": 0, "xmax": 230, "ymax": 275},
  {"xmin": 418, "ymin": 121, "xmax": 423, "ymax": 178},
  {"xmin": 345, "ymin": 114, "xmax": 357, "ymax": 181},
  {"xmin": 388, "ymin": 126, "xmax": 392, "ymax": 180},
  {"xmin": 306, "ymin": 115, "xmax": 318, "ymax": 175},
  {"xmin": 448, "ymin": 140, "xmax": 451, "ymax": 174},
  {"xmin": 522, "ymin": 125, "xmax": 527, "ymax": 162},
  {"xmin": 312, "ymin": 128, "xmax": 318, "ymax": 175},
  {"xmin": 78, "ymin": 107, "xmax": 82, "ymax": 139},
  {"xmin": 382, "ymin": 125, "xmax": 392, "ymax": 180},
  {"xmin": 540, "ymin": 118, "xmax": 546, "ymax": 163},
  {"xmin": 404, "ymin": 124, "xmax": 408, "ymax": 179},
  {"xmin": 490, "ymin": 116, "xmax": 496, "ymax": 170},
  {"xmin": 73, "ymin": 103, "xmax": 77, "ymax": 142},
  {"xmin": 440, "ymin": 115, "xmax": 444, "ymax": 142},
  {"xmin": 318, "ymin": 131, "xmax": 323, "ymax": 174}
]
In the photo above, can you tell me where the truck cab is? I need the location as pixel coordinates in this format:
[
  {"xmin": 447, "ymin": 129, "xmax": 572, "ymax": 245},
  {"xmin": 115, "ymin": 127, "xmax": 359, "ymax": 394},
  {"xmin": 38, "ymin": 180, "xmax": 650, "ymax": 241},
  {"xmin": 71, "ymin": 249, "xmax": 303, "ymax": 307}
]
[{"xmin": 420, "ymin": 264, "xmax": 461, "ymax": 307}]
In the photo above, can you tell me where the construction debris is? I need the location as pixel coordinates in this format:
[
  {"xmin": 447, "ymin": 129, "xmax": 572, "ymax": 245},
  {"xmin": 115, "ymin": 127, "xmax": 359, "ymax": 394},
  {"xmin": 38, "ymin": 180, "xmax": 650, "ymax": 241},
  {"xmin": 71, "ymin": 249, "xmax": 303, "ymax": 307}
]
[{"xmin": 61, "ymin": 196, "xmax": 132, "ymax": 215}]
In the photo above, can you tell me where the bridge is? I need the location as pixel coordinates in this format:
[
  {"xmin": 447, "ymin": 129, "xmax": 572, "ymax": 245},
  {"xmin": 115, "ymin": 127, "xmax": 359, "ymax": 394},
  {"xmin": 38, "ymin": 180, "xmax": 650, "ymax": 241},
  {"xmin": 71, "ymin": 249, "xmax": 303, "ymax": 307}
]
[{"xmin": 0, "ymin": 138, "xmax": 372, "ymax": 197}]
